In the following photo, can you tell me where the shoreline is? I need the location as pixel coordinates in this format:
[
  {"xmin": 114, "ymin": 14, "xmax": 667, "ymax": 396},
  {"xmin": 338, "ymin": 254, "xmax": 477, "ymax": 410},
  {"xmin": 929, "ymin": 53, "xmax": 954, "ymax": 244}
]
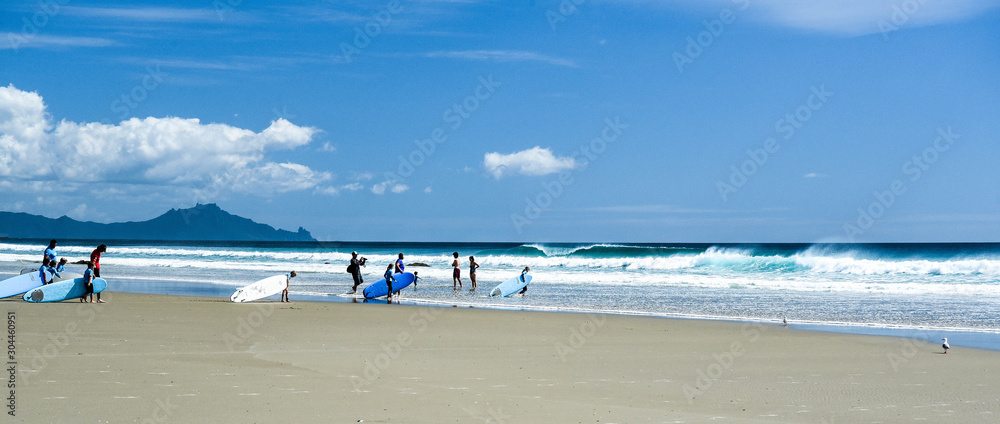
[
  {"xmin": 7, "ymin": 291, "xmax": 998, "ymax": 422},
  {"xmin": 107, "ymin": 277, "xmax": 1000, "ymax": 352}
]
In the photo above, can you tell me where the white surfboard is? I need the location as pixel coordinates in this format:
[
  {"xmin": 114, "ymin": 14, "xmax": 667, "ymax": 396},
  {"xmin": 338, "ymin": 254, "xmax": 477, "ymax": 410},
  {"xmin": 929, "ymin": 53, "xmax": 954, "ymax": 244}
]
[
  {"xmin": 490, "ymin": 273, "xmax": 532, "ymax": 297},
  {"xmin": 231, "ymin": 274, "xmax": 288, "ymax": 303},
  {"xmin": 20, "ymin": 268, "xmax": 82, "ymax": 282}
]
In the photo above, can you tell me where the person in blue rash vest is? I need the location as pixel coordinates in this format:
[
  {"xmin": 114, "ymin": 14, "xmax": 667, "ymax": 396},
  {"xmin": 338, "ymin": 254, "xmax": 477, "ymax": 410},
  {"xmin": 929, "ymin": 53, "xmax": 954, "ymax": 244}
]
[
  {"xmin": 395, "ymin": 253, "xmax": 405, "ymax": 274},
  {"xmin": 43, "ymin": 239, "xmax": 57, "ymax": 263},
  {"xmin": 55, "ymin": 258, "xmax": 68, "ymax": 273},
  {"xmin": 81, "ymin": 261, "xmax": 96, "ymax": 303},
  {"xmin": 39, "ymin": 258, "xmax": 58, "ymax": 285}
]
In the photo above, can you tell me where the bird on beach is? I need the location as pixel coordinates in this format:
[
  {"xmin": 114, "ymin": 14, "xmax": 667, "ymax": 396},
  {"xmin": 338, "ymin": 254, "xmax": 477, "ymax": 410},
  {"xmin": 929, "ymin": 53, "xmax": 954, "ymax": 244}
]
[
  {"xmin": 942, "ymin": 338, "xmax": 950, "ymax": 354},
  {"xmin": 782, "ymin": 315, "xmax": 787, "ymax": 327}
]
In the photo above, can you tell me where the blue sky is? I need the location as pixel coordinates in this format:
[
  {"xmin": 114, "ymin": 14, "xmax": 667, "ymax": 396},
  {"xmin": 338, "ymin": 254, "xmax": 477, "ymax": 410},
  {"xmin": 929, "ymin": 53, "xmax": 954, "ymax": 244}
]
[{"xmin": 1, "ymin": 0, "xmax": 998, "ymax": 242}]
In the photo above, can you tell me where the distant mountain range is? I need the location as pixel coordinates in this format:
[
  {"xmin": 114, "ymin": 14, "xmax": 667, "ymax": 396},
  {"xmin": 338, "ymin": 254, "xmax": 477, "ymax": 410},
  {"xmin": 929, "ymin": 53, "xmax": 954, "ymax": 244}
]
[{"xmin": 0, "ymin": 204, "xmax": 316, "ymax": 242}]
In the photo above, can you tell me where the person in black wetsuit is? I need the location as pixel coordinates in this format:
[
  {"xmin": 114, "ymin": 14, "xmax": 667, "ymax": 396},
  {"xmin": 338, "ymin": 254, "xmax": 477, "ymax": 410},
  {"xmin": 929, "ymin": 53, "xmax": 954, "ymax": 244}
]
[{"xmin": 349, "ymin": 251, "xmax": 367, "ymax": 293}]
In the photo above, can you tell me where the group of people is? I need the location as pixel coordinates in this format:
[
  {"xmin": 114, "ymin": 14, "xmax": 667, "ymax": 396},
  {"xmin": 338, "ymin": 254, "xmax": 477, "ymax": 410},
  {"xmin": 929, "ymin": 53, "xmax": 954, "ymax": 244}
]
[
  {"xmin": 342, "ymin": 251, "xmax": 529, "ymax": 299},
  {"xmin": 451, "ymin": 252, "xmax": 481, "ymax": 291},
  {"xmin": 40, "ymin": 240, "xmax": 107, "ymax": 303}
]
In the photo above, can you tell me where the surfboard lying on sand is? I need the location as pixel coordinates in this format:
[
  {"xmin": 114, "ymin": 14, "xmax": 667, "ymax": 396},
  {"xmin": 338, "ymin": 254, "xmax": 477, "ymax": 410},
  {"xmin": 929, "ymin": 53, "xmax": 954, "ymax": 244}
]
[
  {"xmin": 231, "ymin": 275, "xmax": 290, "ymax": 303},
  {"xmin": 363, "ymin": 272, "xmax": 415, "ymax": 299},
  {"xmin": 23, "ymin": 278, "xmax": 107, "ymax": 302},
  {"xmin": 0, "ymin": 270, "xmax": 82, "ymax": 299},
  {"xmin": 490, "ymin": 273, "xmax": 532, "ymax": 297}
]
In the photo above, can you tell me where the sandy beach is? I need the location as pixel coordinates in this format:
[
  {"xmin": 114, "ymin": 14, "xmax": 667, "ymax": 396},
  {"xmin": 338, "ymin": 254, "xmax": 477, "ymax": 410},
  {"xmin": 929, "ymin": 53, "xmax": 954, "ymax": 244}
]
[{"xmin": 5, "ymin": 292, "xmax": 997, "ymax": 423}]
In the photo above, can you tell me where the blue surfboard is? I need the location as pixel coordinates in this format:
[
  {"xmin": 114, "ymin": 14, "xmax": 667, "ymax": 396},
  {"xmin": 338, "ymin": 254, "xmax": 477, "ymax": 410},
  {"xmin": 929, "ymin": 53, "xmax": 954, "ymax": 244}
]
[
  {"xmin": 363, "ymin": 272, "xmax": 415, "ymax": 299},
  {"xmin": 23, "ymin": 278, "xmax": 107, "ymax": 303},
  {"xmin": 490, "ymin": 273, "xmax": 532, "ymax": 297}
]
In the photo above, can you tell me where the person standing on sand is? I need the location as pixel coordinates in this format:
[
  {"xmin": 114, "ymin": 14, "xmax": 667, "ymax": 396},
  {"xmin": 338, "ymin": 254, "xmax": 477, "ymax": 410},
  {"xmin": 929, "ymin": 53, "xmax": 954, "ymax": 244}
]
[
  {"xmin": 451, "ymin": 252, "xmax": 462, "ymax": 290},
  {"xmin": 395, "ymin": 253, "xmax": 405, "ymax": 274},
  {"xmin": 384, "ymin": 264, "xmax": 396, "ymax": 301},
  {"xmin": 349, "ymin": 251, "xmax": 366, "ymax": 293},
  {"xmin": 43, "ymin": 239, "xmax": 57, "ymax": 263},
  {"xmin": 281, "ymin": 271, "xmax": 296, "ymax": 303},
  {"xmin": 468, "ymin": 256, "xmax": 480, "ymax": 291},
  {"xmin": 81, "ymin": 261, "xmax": 96, "ymax": 303},
  {"xmin": 90, "ymin": 244, "xmax": 108, "ymax": 303}
]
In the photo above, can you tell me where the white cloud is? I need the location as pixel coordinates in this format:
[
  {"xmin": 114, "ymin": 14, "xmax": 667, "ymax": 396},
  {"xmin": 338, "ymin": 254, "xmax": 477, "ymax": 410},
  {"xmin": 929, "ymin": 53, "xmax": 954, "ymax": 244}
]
[
  {"xmin": 317, "ymin": 182, "xmax": 366, "ymax": 195},
  {"xmin": 342, "ymin": 182, "xmax": 364, "ymax": 191},
  {"xmin": 371, "ymin": 181, "xmax": 409, "ymax": 195},
  {"xmin": 316, "ymin": 186, "xmax": 341, "ymax": 196},
  {"xmin": 232, "ymin": 162, "xmax": 329, "ymax": 194},
  {"xmin": 483, "ymin": 146, "xmax": 579, "ymax": 179},
  {"xmin": 603, "ymin": 0, "xmax": 1000, "ymax": 36},
  {"xmin": 423, "ymin": 50, "xmax": 577, "ymax": 67},
  {"xmin": 0, "ymin": 34, "xmax": 114, "ymax": 50},
  {"xmin": 0, "ymin": 84, "xmax": 327, "ymax": 197},
  {"xmin": 0, "ymin": 86, "xmax": 52, "ymax": 178},
  {"xmin": 61, "ymin": 6, "xmax": 225, "ymax": 22},
  {"xmin": 69, "ymin": 203, "xmax": 88, "ymax": 220},
  {"xmin": 424, "ymin": 186, "xmax": 432, "ymax": 193},
  {"xmin": 371, "ymin": 181, "xmax": 389, "ymax": 195},
  {"xmin": 803, "ymin": 172, "xmax": 829, "ymax": 178},
  {"xmin": 319, "ymin": 142, "xmax": 337, "ymax": 153}
]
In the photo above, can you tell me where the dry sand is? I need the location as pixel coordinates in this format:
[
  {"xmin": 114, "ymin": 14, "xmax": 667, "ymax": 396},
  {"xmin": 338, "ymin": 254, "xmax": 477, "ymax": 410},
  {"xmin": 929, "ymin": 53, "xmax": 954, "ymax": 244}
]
[{"xmin": 5, "ymin": 292, "xmax": 997, "ymax": 423}]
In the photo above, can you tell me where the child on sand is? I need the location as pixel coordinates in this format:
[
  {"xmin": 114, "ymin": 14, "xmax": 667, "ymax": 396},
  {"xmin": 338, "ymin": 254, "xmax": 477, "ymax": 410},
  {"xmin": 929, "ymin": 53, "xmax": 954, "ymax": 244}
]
[
  {"xmin": 38, "ymin": 258, "xmax": 52, "ymax": 285},
  {"xmin": 81, "ymin": 261, "xmax": 96, "ymax": 303},
  {"xmin": 55, "ymin": 258, "xmax": 68, "ymax": 273},
  {"xmin": 281, "ymin": 271, "xmax": 296, "ymax": 303}
]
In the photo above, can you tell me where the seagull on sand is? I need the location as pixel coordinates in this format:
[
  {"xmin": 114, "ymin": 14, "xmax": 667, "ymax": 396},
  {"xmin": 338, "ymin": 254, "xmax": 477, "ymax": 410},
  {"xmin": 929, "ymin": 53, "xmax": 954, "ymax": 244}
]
[
  {"xmin": 942, "ymin": 338, "xmax": 950, "ymax": 354},
  {"xmin": 782, "ymin": 316, "xmax": 787, "ymax": 327}
]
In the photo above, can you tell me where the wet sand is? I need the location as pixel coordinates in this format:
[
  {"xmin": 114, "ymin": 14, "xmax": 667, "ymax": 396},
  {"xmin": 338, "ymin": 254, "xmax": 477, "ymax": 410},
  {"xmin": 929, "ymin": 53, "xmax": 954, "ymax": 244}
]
[{"xmin": 7, "ymin": 292, "xmax": 998, "ymax": 423}]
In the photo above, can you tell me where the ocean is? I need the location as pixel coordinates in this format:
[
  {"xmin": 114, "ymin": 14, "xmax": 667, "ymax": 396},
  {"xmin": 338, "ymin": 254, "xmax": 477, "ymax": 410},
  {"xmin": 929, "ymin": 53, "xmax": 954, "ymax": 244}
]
[{"xmin": 2, "ymin": 239, "xmax": 998, "ymax": 348}]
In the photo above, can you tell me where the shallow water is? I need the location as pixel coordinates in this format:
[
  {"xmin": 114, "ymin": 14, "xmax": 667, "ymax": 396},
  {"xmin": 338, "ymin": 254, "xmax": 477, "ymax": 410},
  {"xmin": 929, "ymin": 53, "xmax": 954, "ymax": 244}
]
[{"xmin": 2, "ymin": 239, "xmax": 999, "ymax": 349}]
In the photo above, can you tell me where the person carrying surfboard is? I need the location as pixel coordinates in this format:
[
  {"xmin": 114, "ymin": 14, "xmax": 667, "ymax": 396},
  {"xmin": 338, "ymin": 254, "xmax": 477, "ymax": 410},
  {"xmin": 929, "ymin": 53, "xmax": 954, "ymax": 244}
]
[
  {"xmin": 384, "ymin": 265, "xmax": 396, "ymax": 301},
  {"xmin": 452, "ymin": 252, "xmax": 462, "ymax": 290},
  {"xmin": 90, "ymin": 244, "xmax": 108, "ymax": 303},
  {"xmin": 395, "ymin": 253, "xmax": 405, "ymax": 274},
  {"xmin": 38, "ymin": 258, "xmax": 53, "ymax": 285},
  {"xmin": 518, "ymin": 266, "xmax": 530, "ymax": 295},
  {"xmin": 281, "ymin": 271, "xmax": 296, "ymax": 303}
]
